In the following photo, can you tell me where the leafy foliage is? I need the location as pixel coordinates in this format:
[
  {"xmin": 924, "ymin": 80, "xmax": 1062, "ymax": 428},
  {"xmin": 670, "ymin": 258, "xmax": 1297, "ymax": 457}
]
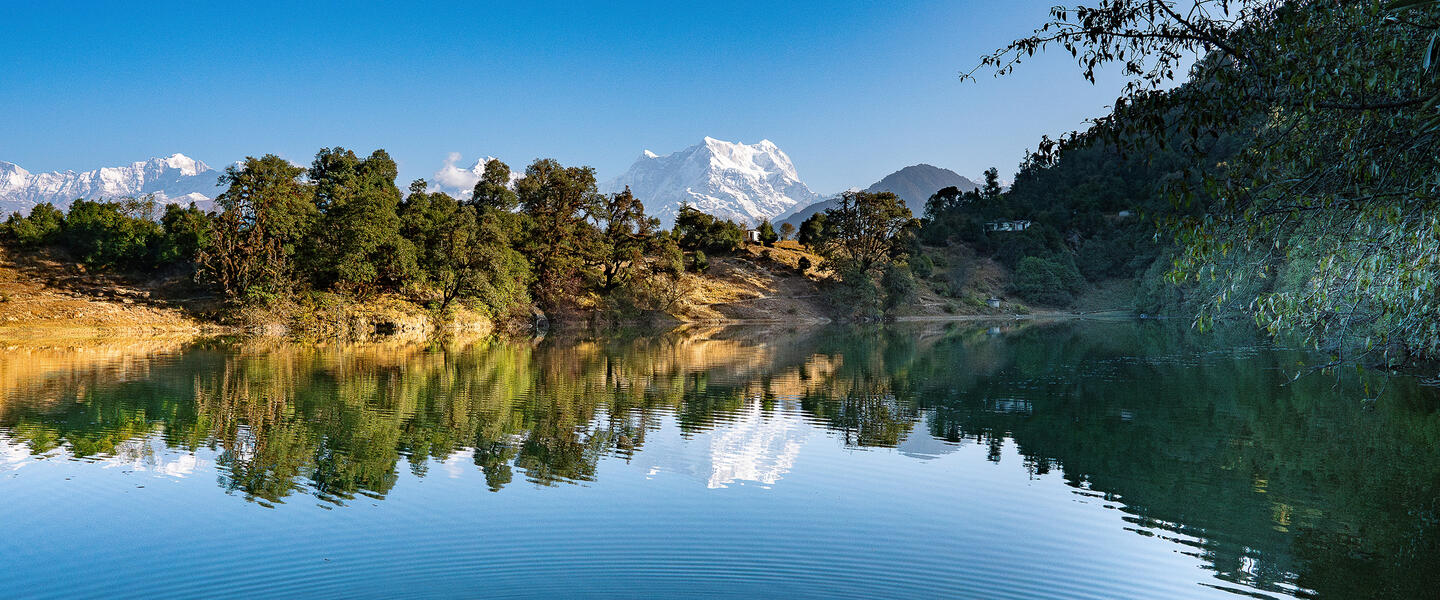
[
  {"xmin": 673, "ymin": 205, "xmax": 745, "ymax": 252},
  {"xmin": 975, "ymin": 0, "xmax": 1440, "ymax": 360},
  {"xmin": 310, "ymin": 148, "xmax": 416, "ymax": 294},
  {"xmin": 516, "ymin": 158, "xmax": 603, "ymax": 311},
  {"xmin": 400, "ymin": 181, "xmax": 530, "ymax": 312},
  {"xmin": 199, "ymin": 155, "xmax": 318, "ymax": 299},
  {"xmin": 589, "ymin": 186, "xmax": 657, "ymax": 291},
  {"xmin": 814, "ymin": 191, "xmax": 922, "ymax": 317},
  {"xmin": 818, "ymin": 190, "xmax": 917, "ymax": 274},
  {"xmin": 62, "ymin": 199, "xmax": 163, "ymax": 269},
  {"xmin": 1012, "ymin": 255, "xmax": 1085, "ymax": 306},
  {"xmin": 756, "ymin": 219, "xmax": 778, "ymax": 246},
  {"xmin": 470, "ymin": 158, "xmax": 518, "ymax": 211},
  {"xmin": 2, "ymin": 203, "xmax": 64, "ymax": 248}
]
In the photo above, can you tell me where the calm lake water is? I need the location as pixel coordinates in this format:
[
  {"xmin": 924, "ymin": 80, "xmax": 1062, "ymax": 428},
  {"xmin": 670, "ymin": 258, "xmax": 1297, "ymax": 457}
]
[{"xmin": 1, "ymin": 321, "xmax": 1437, "ymax": 599}]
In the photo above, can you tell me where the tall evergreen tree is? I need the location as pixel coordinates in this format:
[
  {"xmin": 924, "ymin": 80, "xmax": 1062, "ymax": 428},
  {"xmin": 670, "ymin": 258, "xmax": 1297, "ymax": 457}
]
[
  {"xmin": 470, "ymin": 158, "xmax": 518, "ymax": 211},
  {"xmin": 199, "ymin": 155, "xmax": 317, "ymax": 299},
  {"xmin": 516, "ymin": 158, "xmax": 602, "ymax": 310},
  {"xmin": 588, "ymin": 186, "xmax": 654, "ymax": 291},
  {"xmin": 981, "ymin": 167, "xmax": 1003, "ymax": 200},
  {"xmin": 310, "ymin": 148, "xmax": 416, "ymax": 294},
  {"xmin": 757, "ymin": 220, "xmax": 778, "ymax": 246}
]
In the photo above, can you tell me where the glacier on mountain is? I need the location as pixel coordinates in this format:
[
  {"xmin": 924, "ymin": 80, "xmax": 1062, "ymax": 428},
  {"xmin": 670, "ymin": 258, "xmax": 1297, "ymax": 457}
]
[
  {"xmin": 0, "ymin": 153, "xmax": 221, "ymax": 215},
  {"xmin": 604, "ymin": 137, "xmax": 819, "ymax": 226}
]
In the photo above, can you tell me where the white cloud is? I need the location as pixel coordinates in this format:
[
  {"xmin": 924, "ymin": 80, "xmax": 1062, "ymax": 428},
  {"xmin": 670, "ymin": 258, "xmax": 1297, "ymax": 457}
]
[
  {"xmin": 430, "ymin": 153, "xmax": 523, "ymax": 198},
  {"xmin": 432, "ymin": 152, "xmax": 482, "ymax": 197}
]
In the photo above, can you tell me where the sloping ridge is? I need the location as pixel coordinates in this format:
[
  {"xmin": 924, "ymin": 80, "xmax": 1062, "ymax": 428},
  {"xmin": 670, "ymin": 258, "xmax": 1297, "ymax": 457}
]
[{"xmin": 778, "ymin": 164, "xmax": 979, "ymax": 229}]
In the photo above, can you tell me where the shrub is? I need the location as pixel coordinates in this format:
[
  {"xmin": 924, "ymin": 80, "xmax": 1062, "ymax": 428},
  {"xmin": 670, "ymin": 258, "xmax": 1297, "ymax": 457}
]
[
  {"xmin": 63, "ymin": 199, "xmax": 163, "ymax": 269},
  {"xmin": 1012, "ymin": 255, "xmax": 1083, "ymax": 306},
  {"xmin": 881, "ymin": 264, "xmax": 917, "ymax": 313},
  {"xmin": 832, "ymin": 261, "xmax": 882, "ymax": 320},
  {"xmin": 2, "ymin": 203, "xmax": 65, "ymax": 247},
  {"xmin": 943, "ymin": 264, "xmax": 969, "ymax": 297},
  {"xmin": 911, "ymin": 254, "xmax": 934, "ymax": 278},
  {"xmin": 157, "ymin": 203, "xmax": 211, "ymax": 265},
  {"xmin": 797, "ymin": 256, "xmax": 812, "ymax": 273},
  {"xmin": 691, "ymin": 250, "xmax": 709, "ymax": 273}
]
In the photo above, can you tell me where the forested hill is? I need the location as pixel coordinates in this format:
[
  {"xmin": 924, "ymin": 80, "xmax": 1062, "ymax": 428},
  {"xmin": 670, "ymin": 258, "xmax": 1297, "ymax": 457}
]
[
  {"xmin": 961, "ymin": 0, "xmax": 1440, "ymax": 365},
  {"xmin": 865, "ymin": 164, "xmax": 978, "ymax": 207}
]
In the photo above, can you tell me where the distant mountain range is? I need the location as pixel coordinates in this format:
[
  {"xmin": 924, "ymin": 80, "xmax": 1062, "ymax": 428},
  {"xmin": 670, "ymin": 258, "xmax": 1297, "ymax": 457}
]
[
  {"xmin": 776, "ymin": 164, "xmax": 980, "ymax": 229},
  {"xmin": 0, "ymin": 154, "xmax": 221, "ymax": 215},
  {"xmin": 2, "ymin": 146, "xmax": 984, "ymax": 233},
  {"xmin": 603, "ymin": 137, "xmax": 820, "ymax": 226}
]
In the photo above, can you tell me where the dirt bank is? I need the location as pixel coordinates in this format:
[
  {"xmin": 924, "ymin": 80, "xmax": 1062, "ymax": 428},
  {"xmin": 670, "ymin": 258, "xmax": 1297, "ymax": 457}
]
[{"xmin": 0, "ymin": 248, "xmax": 211, "ymax": 341}]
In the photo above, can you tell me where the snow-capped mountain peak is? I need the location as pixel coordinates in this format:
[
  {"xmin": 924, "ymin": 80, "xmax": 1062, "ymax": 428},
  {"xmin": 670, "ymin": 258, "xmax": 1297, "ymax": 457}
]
[
  {"xmin": 605, "ymin": 137, "xmax": 818, "ymax": 226},
  {"xmin": 159, "ymin": 153, "xmax": 203, "ymax": 176},
  {"xmin": 0, "ymin": 155, "xmax": 221, "ymax": 215}
]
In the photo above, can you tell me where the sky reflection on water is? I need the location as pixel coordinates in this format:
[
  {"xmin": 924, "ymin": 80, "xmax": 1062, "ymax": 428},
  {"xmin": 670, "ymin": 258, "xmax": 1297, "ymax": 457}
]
[{"xmin": 1, "ymin": 321, "xmax": 1436, "ymax": 599}]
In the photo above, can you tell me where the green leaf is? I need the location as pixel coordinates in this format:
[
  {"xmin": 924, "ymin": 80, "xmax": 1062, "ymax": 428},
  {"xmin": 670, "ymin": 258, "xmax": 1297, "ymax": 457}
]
[
  {"xmin": 1428, "ymin": 32, "xmax": 1440, "ymax": 71},
  {"xmin": 1386, "ymin": 0, "xmax": 1440, "ymax": 11}
]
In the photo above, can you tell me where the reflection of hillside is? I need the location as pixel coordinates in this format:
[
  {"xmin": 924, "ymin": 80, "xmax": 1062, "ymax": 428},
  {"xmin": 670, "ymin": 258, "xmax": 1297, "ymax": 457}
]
[
  {"xmin": 0, "ymin": 337, "xmax": 194, "ymax": 412},
  {"xmin": 1, "ymin": 321, "xmax": 1436, "ymax": 599},
  {"xmin": 0, "ymin": 325, "xmax": 887, "ymax": 502}
]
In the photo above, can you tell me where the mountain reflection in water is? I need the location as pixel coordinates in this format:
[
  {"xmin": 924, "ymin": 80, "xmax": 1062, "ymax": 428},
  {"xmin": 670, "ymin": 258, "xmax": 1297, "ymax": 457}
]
[{"xmin": 0, "ymin": 321, "xmax": 1437, "ymax": 599}]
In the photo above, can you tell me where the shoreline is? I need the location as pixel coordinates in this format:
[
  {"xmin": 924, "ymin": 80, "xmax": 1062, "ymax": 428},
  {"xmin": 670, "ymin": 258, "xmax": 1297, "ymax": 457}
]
[{"xmin": 0, "ymin": 310, "xmax": 1147, "ymax": 347}]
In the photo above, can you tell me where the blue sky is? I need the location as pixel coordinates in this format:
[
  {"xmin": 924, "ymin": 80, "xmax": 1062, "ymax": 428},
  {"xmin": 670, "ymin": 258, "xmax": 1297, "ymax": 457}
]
[{"xmin": 1, "ymin": 1, "xmax": 1143, "ymax": 193}]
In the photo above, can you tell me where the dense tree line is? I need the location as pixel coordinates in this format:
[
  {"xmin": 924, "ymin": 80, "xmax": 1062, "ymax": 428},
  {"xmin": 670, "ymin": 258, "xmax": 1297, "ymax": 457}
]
[
  {"xmin": 2, "ymin": 150, "xmax": 937, "ymax": 323},
  {"xmin": 909, "ymin": 122, "xmax": 1243, "ymax": 308},
  {"xmin": 0, "ymin": 149, "xmax": 720, "ymax": 322},
  {"xmin": 972, "ymin": 0, "xmax": 1440, "ymax": 362},
  {"xmin": 2, "ymin": 197, "xmax": 210, "ymax": 271}
]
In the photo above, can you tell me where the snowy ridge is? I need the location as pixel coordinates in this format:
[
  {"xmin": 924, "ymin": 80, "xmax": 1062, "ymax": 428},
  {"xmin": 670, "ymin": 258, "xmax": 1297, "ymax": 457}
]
[
  {"xmin": 604, "ymin": 137, "xmax": 819, "ymax": 226},
  {"xmin": 0, "ymin": 153, "xmax": 220, "ymax": 215}
]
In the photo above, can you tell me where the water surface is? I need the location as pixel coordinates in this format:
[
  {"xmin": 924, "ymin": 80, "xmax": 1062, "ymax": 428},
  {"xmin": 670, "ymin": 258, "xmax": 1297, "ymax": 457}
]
[{"xmin": 1, "ymin": 321, "xmax": 1436, "ymax": 599}]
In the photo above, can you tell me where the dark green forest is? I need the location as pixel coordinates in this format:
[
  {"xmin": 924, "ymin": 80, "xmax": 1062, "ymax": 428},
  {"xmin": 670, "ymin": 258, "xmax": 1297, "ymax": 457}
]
[{"xmin": 963, "ymin": 0, "xmax": 1440, "ymax": 364}]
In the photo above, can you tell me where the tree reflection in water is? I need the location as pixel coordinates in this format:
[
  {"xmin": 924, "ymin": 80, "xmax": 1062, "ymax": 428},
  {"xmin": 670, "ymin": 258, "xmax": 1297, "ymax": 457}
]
[{"xmin": 0, "ymin": 321, "xmax": 1436, "ymax": 598}]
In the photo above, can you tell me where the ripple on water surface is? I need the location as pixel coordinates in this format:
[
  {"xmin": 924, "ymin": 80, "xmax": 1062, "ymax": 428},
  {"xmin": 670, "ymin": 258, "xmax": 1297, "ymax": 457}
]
[{"xmin": 0, "ymin": 321, "xmax": 1434, "ymax": 599}]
